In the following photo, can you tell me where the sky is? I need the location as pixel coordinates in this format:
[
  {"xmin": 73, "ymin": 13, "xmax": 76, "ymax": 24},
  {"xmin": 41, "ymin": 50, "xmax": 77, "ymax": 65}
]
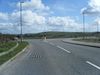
[{"xmin": 0, "ymin": 0, "xmax": 100, "ymax": 34}]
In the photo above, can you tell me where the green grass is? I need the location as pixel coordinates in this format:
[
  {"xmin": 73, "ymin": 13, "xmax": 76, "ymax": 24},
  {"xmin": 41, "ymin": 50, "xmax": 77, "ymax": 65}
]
[
  {"xmin": 0, "ymin": 41, "xmax": 28, "ymax": 65},
  {"xmin": 73, "ymin": 38, "xmax": 100, "ymax": 43},
  {"xmin": 0, "ymin": 42, "xmax": 16, "ymax": 53}
]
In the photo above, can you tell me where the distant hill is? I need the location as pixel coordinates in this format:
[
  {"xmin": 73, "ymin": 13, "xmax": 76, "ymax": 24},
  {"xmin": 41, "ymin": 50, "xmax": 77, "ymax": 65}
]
[
  {"xmin": 0, "ymin": 32, "xmax": 100, "ymax": 39},
  {"xmin": 23, "ymin": 32, "xmax": 100, "ymax": 39}
]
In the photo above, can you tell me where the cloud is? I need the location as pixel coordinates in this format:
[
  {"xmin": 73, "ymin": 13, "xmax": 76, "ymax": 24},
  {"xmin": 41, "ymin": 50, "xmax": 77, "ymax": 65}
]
[
  {"xmin": 10, "ymin": 10, "xmax": 46, "ymax": 25},
  {"xmin": 22, "ymin": 10, "xmax": 46, "ymax": 25},
  {"xmin": 0, "ymin": 23, "xmax": 17, "ymax": 33},
  {"xmin": 81, "ymin": 0, "xmax": 100, "ymax": 32},
  {"xmin": 17, "ymin": 0, "xmax": 49, "ymax": 11},
  {"xmin": 0, "ymin": 0, "xmax": 84, "ymax": 33},
  {"xmin": 81, "ymin": 0, "xmax": 100, "ymax": 15},
  {"xmin": 0, "ymin": 12, "xmax": 9, "ymax": 22},
  {"xmin": 0, "ymin": 11, "xmax": 83, "ymax": 33},
  {"xmin": 48, "ymin": 17, "xmax": 72, "ymax": 26},
  {"xmin": 94, "ymin": 17, "xmax": 100, "ymax": 24},
  {"xmin": 0, "ymin": 0, "xmax": 49, "ymax": 34},
  {"xmin": 89, "ymin": 0, "xmax": 100, "ymax": 10},
  {"xmin": 47, "ymin": 16, "xmax": 82, "ymax": 32}
]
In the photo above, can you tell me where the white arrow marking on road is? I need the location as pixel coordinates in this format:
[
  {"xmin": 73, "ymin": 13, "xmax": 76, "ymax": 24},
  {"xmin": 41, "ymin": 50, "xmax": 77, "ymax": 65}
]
[
  {"xmin": 57, "ymin": 46, "xmax": 71, "ymax": 53},
  {"xmin": 86, "ymin": 61, "xmax": 100, "ymax": 70}
]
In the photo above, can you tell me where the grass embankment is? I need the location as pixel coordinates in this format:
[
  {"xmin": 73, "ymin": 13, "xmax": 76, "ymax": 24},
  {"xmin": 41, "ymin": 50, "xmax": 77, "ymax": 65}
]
[
  {"xmin": 0, "ymin": 41, "xmax": 28, "ymax": 65},
  {"xmin": 73, "ymin": 38, "xmax": 100, "ymax": 43},
  {"xmin": 0, "ymin": 42, "xmax": 16, "ymax": 53}
]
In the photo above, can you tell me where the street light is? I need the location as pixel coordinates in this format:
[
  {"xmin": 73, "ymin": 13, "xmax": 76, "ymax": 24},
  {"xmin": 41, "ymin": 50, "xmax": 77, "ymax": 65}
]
[
  {"xmin": 97, "ymin": 22, "xmax": 99, "ymax": 33},
  {"xmin": 96, "ymin": 21, "xmax": 99, "ymax": 40},
  {"xmin": 94, "ymin": 20, "xmax": 99, "ymax": 39},
  {"xmin": 82, "ymin": 12, "xmax": 85, "ymax": 39},
  {"xmin": 20, "ymin": 1, "xmax": 24, "ymax": 42}
]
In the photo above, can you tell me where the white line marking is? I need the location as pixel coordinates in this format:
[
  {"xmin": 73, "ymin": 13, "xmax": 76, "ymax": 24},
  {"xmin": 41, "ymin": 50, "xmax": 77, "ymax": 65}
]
[
  {"xmin": 57, "ymin": 46, "xmax": 71, "ymax": 53},
  {"xmin": 43, "ymin": 40, "xmax": 48, "ymax": 42},
  {"xmin": 49, "ymin": 43, "xmax": 54, "ymax": 45},
  {"xmin": 86, "ymin": 61, "xmax": 100, "ymax": 70}
]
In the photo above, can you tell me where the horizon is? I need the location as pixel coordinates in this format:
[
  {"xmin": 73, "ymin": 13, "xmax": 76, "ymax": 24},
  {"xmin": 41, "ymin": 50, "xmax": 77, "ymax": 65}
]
[{"xmin": 0, "ymin": 31, "xmax": 100, "ymax": 35}]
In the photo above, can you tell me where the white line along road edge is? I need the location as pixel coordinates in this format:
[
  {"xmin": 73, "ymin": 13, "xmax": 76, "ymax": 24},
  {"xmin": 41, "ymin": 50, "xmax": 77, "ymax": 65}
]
[
  {"xmin": 86, "ymin": 61, "xmax": 100, "ymax": 70},
  {"xmin": 57, "ymin": 46, "xmax": 71, "ymax": 53}
]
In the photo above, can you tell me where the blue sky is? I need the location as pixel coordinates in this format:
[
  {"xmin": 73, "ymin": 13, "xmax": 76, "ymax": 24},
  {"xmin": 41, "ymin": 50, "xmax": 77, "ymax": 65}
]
[
  {"xmin": 0, "ymin": 0, "xmax": 86, "ymax": 14},
  {"xmin": 0, "ymin": 0, "xmax": 100, "ymax": 34},
  {"xmin": 43, "ymin": 0, "xmax": 87, "ymax": 16}
]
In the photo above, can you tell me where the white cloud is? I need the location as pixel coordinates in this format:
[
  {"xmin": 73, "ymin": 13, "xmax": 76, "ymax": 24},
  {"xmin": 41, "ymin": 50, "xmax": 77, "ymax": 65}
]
[
  {"xmin": 11, "ymin": 10, "xmax": 46, "ymax": 25},
  {"xmin": 81, "ymin": 0, "xmax": 100, "ymax": 32},
  {"xmin": 81, "ymin": 0, "xmax": 100, "ymax": 15},
  {"xmin": 17, "ymin": 0, "xmax": 49, "ymax": 11},
  {"xmin": 0, "ymin": 0, "xmax": 84, "ymax": 33},
  {"xmin": 48, "ymin": 16, "xmax": 78, "ymax": 27},
  {"xmin": 1, "ymin": 0, "xmax": 50, "ymax": 33},
  {"xmin": 89, "ymin": 0, "xmax": 100, "ymax": 10},
  {"xmin": 0, "ymin": 12, "xmax": 9, "ymax": 21},
  {"xmin": 0, "ymin": 10, "xmax": 83, "ymax": 33},
  {"xmin": 0, "ymin": 23, "xmax": 17, "ymax": 33},
  {"xmin": 23, "ymin": 10, "xmax": 46, "ymax": 25},
  {"xmin": 94, "ymin": 17, "xmax": 100, "ymax": 24},
  {"xmin": 47, "ymin": 16, "xmax": 82, "ymax": 32}
]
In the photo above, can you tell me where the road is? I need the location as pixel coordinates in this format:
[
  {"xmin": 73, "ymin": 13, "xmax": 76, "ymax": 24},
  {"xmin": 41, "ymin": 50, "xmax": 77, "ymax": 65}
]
[{"xmin": 0, "ymin": 39, "xmax": 100, "ymax": 75}]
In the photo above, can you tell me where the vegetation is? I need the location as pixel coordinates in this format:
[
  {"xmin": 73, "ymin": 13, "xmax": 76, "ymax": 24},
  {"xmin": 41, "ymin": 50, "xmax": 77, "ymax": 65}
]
[
  {"xmin": 1, "ymin": 32, "xmax": 100, "ymax": 39},
  {"xmin": 0, "ymin": 34, "xmax": 16, "ymax": 42},
  {"xmin": 23, "ymin": 32, "xmax": 100, "ymax": 39},
  {"xmin": 73, "ymin": 38, "xmax": 100, "ymax": 43},
  {"xmin": 0, "ymin": 42, "xmax": 16, "ymax": 53},
  {"xmin": 0, "ymin": 41, "xmax": 28, "ymax": 65}
]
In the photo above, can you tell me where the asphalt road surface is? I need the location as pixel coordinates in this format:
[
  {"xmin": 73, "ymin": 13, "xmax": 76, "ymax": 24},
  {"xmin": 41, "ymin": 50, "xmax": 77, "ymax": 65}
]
[{"xmin": 0, "ymin": 39, "xmax": 100, "ymax": 75}]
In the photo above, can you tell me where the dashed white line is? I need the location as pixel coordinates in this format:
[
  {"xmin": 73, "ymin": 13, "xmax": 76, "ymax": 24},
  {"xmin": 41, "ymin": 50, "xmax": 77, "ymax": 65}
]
[
  {"xmin": 86, "ymin": 61, "xmax": 100, "ymax": 70},
  {"xmin": 57, "ymin": 46, "xmax": 71, "ymax": 53}
]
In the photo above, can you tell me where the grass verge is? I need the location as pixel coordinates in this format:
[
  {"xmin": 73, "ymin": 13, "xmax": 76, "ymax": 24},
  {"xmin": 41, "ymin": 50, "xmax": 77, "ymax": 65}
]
[
  {"xmin": 73, "ymin": 38, "xmax": 100, "ymax": 43},
  {"xmin": 0, "ymin": 42, "xmax": 16, "ymax": 53},
  {"xmin": 0, "ymin": 41, "xmax": 28, "ymax": 65}
]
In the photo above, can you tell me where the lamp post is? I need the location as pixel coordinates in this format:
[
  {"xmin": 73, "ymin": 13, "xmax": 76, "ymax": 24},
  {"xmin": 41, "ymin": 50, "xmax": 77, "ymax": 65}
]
[
  {"xmin": 20, "ymin": 1, "xmax": 24, "ymax": 42},
  {"xmin": 97, "ymin": 22, "xmax": 99, "ymax": 33},
  {"xmin": 96, "ymin": 22, "xmax": 99, "ymax": 40},
  {"xmin": 82, "ymin": 12, "xmax": 85, "ymax": 39}
]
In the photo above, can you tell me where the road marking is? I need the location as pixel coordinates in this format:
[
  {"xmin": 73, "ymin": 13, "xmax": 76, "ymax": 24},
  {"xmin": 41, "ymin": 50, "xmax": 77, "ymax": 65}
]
[
  {"xmin": 57, "ymin": 46, "xmax": 71, "ymax": 53},
  {"xmin": 43, "ymin": 40, "xmax": 48, "ymax": 42},
  {"xmin": 49, "ymin": 42, "xmax": 54, "ymax": 46},
  {"xmin": 86, "ymin": 61, "xmax": 100, "ymax": 70},
  {"xmin": 43, "ymin": 40, "xmax": 55, "ymax": 46}
]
